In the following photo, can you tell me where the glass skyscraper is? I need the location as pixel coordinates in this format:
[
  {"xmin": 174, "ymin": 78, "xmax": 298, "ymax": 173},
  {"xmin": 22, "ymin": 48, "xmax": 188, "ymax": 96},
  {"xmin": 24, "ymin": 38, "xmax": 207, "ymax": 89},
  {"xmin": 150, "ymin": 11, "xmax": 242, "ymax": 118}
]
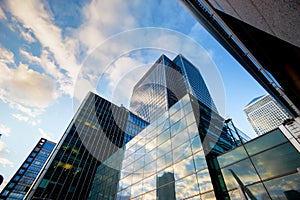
[
  {"xmin": 106, "ymin": 94, "xmax": 246, "ymax": 200},
  {"xmin": 88, "ymin": 55, "xmax": 249, "ymax": 199},
  {"xmin": 0, "ymin": 138, "xmax": 55, "ymax": 199},
  {"xmin": 25, "ymin": 92, "xmax": 147, "ymax": 200},
  {"xmin": 130, "ymin": 54, "xmax": 217, "ymax": 123},
  {"xmin": 244, "ymin": 94, "xmax": 290, "ymax": 135}
]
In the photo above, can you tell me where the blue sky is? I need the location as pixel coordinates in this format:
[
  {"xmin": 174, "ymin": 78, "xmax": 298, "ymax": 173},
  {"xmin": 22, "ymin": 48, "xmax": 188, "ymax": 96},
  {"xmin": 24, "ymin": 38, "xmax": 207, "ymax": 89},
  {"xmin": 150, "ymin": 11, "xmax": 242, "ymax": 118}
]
[{"xmin": 0, "ymin": 0, "xmax": 266, "ymax": 189}]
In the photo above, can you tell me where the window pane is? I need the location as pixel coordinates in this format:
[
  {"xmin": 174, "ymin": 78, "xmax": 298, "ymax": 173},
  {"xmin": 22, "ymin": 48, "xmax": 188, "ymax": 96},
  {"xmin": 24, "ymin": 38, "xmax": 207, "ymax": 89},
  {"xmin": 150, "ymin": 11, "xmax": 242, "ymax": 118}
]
[
  {"xmin": 217, "ymin": 146, "xmax": 247, "ymax": 168},
  {"xmin": 244, "ymin": 129, "xmax": 287, "ymax": 155},
  {"xmin": 264, "ymin": 173, "xmax": 300, "ymax": 199},
  {"xmin": 175, "ymin": 173, "xmax": 200, "ymax": 199},
  {"xmin": 197, "ymin": 169, "xmax": 214, "ymax": 193},
  {"xmin": 251, "ymin": 142, "xmax": 300, "ymax": 180},
  {"xmin": 246, "ymin": 183, "xmax": 270, "ymax": 199},
  {"xmin": 221, "ymin": 158, "xmax": 260, "ymax": 190}
]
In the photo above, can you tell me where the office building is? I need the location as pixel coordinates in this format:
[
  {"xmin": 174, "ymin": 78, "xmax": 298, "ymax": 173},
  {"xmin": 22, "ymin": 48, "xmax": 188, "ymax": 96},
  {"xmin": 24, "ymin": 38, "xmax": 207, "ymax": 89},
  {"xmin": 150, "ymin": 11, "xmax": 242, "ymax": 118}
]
[
  {"xmin": 244, "ymin": 94, "xmax": 290, "ymax": 135},
  {"xmin": 88, "ymin": 55, "xmax": 250, "ymax": 199},
  {"xmin": 25, "ymin": 92, "xmax": 147, "ymax": 199},
  {"xmin": 0, "ymin": 138, "xmax": 55, "ymax": 199},
  {"xmin": 179, "ymin": 0, "xmax": 300, "ymax": 117},
  {"xmin": 130, "ymin": 54, "xmax": 217, "ymax": 123},
  {"xmin": 89, "ymin": 93, "xmax": 249, "ymax": 199}
]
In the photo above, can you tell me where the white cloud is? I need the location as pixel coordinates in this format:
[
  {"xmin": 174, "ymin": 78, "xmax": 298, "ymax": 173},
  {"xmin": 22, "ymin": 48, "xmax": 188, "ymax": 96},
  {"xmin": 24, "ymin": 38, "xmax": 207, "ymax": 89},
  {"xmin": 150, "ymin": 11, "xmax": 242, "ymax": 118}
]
[
  {"xmin": 0, "ymin": 7, "xmax": 6, "ymax": 20},
  {"xmin": 106, "ymin": 57, "xmax": 151, "ymax": 107},
  {"xmin": 0, "ymin": 157, "xmax": 14, "ymax": 168},
  {"xmin": 0, "ymin": 46, "xmax": 57, "ymax": 124},
  {"xmin": 0, "ymin": 124, "xmax": 11, "ymax": 137},
  {"xmin": 0, "ymin": 141, "xmax": 14, "ymax": 168},
  {"xmin": 77, "ymin": 0, "xmax": 136, "ymax": 51},
  {"xmin": 19, "ymin": 27, "xmax": 36, "ymax": 43},
  {"xmin": 11, "ymin": 113, "xmax": 29, "ymax": 122},
  {"xmin": 0, "ymin": 45, "xmax": 14, "ymax": 65},
  {"xmin": 6, "ymin": 0, "xmax": 80, "ymax": 96},
  {"xmin": 12, "ymin": 113, "xmax": 41, "ymax": 126},
  {"xmin": 0, "ymin": 63, "xmax": 58, "ymax": 108},
  {"xmin": 38, "ymin": 128, "xmax": 54, "ymax": 141}
]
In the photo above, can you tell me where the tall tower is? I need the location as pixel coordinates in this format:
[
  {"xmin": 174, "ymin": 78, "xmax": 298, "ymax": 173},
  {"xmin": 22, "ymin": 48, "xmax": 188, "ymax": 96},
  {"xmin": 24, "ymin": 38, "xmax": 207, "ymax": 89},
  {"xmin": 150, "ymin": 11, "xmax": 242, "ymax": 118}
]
[
  {"xmin": 0, "ymin": 138, "xmax": 55, "ymax": 199},
  {"xmin": 130, "ymin": 54, "xmax": 217, "ymax": 122},
  {"xmin": 244, "ymin": 94, "xmax": 290, "ymax": 135},
  {"xmin": 25, "ymin": 92, "xmax": 147, "ymax": 200},
  {"xmin": 97, "ymin": 54, "xmax": 249, "ymax": 200}
]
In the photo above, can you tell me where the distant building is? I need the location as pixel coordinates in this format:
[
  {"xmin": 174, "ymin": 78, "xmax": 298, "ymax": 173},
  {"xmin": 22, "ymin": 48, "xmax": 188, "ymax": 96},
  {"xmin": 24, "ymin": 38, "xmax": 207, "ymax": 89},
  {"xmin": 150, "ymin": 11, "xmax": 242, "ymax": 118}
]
[
  {"xmin": 244, "ymin": 94, "xmax": 290, "ymax": 135},
  {"xmin": 0, "ymin": 138, "xmax": 55, "ymax": 199},
  {"xmin": 157, "ymin": 172, "xmax": 176, "ymax": 199},
  {"xmin": 25, "ymin": 92, "xmax": 147, "ymax": 200}
]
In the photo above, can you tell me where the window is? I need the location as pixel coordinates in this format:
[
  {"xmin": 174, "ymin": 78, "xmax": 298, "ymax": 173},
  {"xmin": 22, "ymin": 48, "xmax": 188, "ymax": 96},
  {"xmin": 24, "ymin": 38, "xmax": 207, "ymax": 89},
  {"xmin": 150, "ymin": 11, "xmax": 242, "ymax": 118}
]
[{"xmin": 251, "ymin": 142, "xmax": 300, "ymax": 180}]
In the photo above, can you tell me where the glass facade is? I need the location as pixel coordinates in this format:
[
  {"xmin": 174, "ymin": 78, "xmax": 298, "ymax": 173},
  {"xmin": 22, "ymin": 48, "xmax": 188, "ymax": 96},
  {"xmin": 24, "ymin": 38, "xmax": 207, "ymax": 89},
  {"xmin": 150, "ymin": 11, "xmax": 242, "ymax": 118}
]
[
  {"xmin": 26, "ymin": 92, "xmax": 147, "ymax": 199},
  {"xmin": 0, "ymin": 138, "xmax": 55, "ymax": 199},
  {"xmin": 88, "ymin": 94, "xmax": 244, "ymax": 199},
  {"xmin": 173, "ymin": 54, "xmax": 218, "ymax": 113},
  {"xmin": 217, "ymin": 128, "xmax": 300, "ymax": 199},
  {"xmin": 130, "ymin": 54, "xmax": 218, "ymax": 123},
  {"xmin": 130, "ymin": 55, "xmax": 170, "ymax": 123}
]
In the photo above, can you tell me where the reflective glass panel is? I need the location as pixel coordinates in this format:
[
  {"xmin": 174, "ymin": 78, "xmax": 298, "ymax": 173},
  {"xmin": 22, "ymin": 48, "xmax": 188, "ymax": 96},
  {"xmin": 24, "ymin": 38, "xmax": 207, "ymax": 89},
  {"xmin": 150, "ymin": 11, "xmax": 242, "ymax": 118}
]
[
  {"xmin": 190, "ymin": 136, "xmax": 202, "ymax": 154},
  {"xmin": 187, "ymin": 123, "xmax": 198, "ymax": 139},
  {"xmin": 173, "ymin": 141, "xmax": 192, "ymax": 163},
  {"xmin": 264, "ymin": 172, "xmax": 300, "ymax": 199},
  {"xmin": 201, "ymin": 191, "xmax": 216, "ymax": 200},
  {"xmin": 174, "ymin": 156, "xmax": 196, "ymax": 180},
  {"xmin": 171, "ymin": 129, "xmax": 189, "ymax": 149},
  {"xmin": 193, "ymin": 150, "xmax": 207, "ymax": 171},
  {"xmin": 217, "ymin": 146, "xmax": 247, "ymax": 168},
  {"xmin": 143, "ymin": 189, "xmax": 156, "ymax": 199},
  {"xmin": 251, "ymin": 142, "xmax": 300, "ymax": 180},
  {"xmin": 142, "ymin": 175, "xmax": 156, "ymax": 194},
  {"xmin": 246, "ymin": 183, "xmax": 270, "ymax": 199},
  {"xmin": 170, "ymin": 118, "xmax": 186, "ymax": 137},
  {"xmin": 196, "ymin": 169, "xmax": 214, "ymax": 193},
  {"xmin": 221, "ymin": 158, "xmax": 260, "ymax": 190},
  {"xmin": 244, "ymin": 129, "xmax": 287, "ymax": 155},
  {"xmin": 175, "ymin": 173, "xmax": 200, "ymax": 199},
  {"xmin": 186, "ymin": 112, "xmax": 196, "ymax": 126}
]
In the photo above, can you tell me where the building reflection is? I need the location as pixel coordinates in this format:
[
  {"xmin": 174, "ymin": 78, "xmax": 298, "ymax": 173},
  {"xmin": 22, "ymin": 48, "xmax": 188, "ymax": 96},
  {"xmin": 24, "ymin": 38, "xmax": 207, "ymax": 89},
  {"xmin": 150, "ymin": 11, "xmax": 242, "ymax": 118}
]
[{"xmin": 157, "ymin": 172, "xmax": 176, "ymax": 200}]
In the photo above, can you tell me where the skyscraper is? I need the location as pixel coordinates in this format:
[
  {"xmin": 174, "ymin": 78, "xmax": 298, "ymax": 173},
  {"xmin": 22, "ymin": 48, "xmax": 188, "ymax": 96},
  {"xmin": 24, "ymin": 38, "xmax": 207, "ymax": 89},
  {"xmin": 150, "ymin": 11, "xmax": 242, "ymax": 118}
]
[
  {"xmin": 130, "ymin": 54, "xmax": 217, "ymax": 123},
  {"xmin": 244, "ymin": 94, "xmax": 290, "ymax": 135},
  {"xmin": 179, "ymin": 0, "xmax": 300, "ymax": 117},
  {"xmin": 103, "ymin": 93, "xmax": 249, "ymax": 199},
  {"xmin": 0, "ymin": 138, "xmax": 55, "ymax": 199},
  {"xmin": 89, "ymin": 55, "xmax": 249, "ymax": 199},
  {"xmin": 25, "ymin": 92, "xmax": 147, "ymax": 199}
]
